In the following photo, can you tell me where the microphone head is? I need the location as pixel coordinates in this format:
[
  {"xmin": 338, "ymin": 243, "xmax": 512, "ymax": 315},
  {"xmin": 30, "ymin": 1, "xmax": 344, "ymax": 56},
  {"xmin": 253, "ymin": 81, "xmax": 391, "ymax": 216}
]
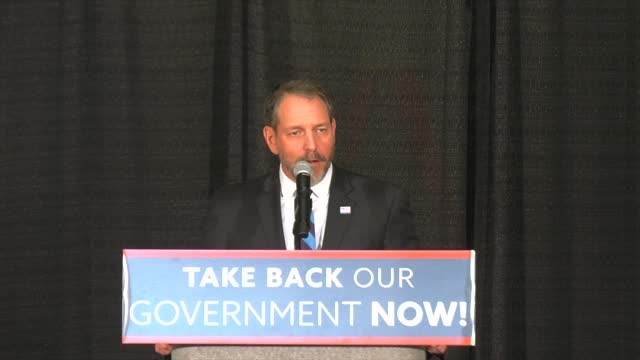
[{"xmin": 293, "ymin": 160, "xmax": 313, "ymax": 177}]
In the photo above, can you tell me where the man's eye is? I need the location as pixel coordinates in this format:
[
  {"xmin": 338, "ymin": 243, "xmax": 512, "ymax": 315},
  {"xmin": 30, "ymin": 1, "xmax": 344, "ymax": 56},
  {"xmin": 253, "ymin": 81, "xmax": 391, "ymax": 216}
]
[
  {"xmin": 317, "ymin": 128, "xmax": 327, "ymax": 133},
  {"xmin": 290, "ymin": 131, "xmax": 301, "ymax": 136}
]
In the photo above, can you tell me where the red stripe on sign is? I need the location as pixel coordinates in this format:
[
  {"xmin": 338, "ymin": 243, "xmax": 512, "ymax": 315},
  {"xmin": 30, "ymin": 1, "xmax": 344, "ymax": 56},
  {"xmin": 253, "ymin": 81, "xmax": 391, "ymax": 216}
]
[
  {"xmin": 123, "ymin": 249, "xmax": 473, "ymax": 259},
  {"xmin": 122, "ymin": 335, "xmax": 473, "ymax": 346}
]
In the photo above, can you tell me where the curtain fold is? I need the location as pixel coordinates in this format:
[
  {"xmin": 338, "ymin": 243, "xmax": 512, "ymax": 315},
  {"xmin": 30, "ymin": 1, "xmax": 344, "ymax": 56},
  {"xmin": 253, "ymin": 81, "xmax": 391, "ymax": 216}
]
[{"xmin": 473, "ymin": 1, "xmax": 639, "ymax": 359}]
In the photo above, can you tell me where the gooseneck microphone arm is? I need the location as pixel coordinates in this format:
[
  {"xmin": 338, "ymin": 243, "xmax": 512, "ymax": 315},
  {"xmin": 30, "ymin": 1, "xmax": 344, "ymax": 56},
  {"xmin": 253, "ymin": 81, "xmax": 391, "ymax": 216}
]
[{"xmin": 292, "ymin": 161, "xmax": 313, "ymax": 250}]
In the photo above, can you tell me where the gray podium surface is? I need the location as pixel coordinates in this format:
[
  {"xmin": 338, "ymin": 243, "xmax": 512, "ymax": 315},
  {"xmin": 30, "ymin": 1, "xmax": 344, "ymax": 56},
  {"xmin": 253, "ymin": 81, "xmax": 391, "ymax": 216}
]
[{"xmin": 173, "ymin": 346, "xmax": 427, "ymax": 360}]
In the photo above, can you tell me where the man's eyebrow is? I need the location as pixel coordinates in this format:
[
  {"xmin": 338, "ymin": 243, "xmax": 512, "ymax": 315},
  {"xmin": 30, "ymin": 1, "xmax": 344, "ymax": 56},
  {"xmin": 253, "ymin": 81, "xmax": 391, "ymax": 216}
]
[{"xmin": 282, "ymin": 125, "xmax": 303, "ymax": 130}]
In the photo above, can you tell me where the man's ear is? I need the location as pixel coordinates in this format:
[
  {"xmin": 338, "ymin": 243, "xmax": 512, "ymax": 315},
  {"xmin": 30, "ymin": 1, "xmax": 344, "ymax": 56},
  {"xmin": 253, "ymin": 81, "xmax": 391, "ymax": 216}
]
[{"xmin": 263, "ymin": 126, "xmax": 279, "ymax": 155}]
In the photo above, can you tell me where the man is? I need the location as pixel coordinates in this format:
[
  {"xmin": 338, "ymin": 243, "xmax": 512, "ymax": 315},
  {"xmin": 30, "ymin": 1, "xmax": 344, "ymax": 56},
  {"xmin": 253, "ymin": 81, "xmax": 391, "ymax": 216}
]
[{"xmin": 156, "ymin": 79, "xmax": 445, "ymax": 358}]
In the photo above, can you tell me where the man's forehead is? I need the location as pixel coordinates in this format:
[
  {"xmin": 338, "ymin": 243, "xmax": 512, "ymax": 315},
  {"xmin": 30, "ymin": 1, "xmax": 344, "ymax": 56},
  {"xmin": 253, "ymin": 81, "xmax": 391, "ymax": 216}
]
[
  {"xmin": 279, "ymin": 117, "xmax": 332, "ymax": 128},
  {"xmin": 277, "ymin": 95, "xmax": 332, "ymax": 126}
]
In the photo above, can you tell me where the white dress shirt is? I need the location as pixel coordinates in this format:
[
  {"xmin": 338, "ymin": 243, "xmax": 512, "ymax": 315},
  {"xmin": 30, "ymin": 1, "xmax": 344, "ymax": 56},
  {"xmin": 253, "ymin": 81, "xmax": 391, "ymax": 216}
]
[{"xmin": 280, "ymin": 163, "xmax": 332, "ymax": 250}]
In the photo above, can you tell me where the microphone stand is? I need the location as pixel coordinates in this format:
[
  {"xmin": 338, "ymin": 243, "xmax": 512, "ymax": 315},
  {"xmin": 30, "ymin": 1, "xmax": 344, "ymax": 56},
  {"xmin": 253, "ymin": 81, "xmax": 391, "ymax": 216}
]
[{"xmin": 293, "ymin": 174, "xmax": 312, "ymax": 250}]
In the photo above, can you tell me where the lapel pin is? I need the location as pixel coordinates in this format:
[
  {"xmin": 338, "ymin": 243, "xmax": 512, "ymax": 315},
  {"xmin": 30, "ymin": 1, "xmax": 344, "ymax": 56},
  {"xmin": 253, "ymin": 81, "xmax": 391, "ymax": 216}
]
[{"xmin": 340, "ymin": 206, "xmax": 351, "ymax": 214}]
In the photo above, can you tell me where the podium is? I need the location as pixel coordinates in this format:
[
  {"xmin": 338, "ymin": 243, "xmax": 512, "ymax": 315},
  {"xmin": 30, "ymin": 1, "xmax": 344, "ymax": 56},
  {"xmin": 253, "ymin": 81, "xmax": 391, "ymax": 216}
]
[
  {"xmin": 172, "ymin": 345, "xmax": 426, "ymax": 360},
  {"xmin": 123, "ymin": 249, "xmax": 475, "ymax": 359}
]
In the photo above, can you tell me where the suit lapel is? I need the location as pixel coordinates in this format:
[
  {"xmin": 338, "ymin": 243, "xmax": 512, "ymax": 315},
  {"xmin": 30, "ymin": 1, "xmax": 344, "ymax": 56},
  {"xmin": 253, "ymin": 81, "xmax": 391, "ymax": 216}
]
[
  {"xmin": 256, "ymin": 171, "xmax": 286, "ymax": 249},
  {"xmin": 322, "ymin": 167, "xmax": 354, "ymax": 250}
]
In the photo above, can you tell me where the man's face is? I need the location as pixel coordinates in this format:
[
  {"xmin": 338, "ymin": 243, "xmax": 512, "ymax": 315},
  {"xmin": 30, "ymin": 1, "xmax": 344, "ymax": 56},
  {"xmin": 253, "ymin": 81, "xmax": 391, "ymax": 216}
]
[{"xmin": 263, "ymin": 94, "xmax": 336, "ymax": 185}]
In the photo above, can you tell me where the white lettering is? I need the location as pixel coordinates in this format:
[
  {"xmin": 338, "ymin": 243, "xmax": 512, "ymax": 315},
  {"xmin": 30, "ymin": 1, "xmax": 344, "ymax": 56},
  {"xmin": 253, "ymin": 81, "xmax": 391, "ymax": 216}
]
[
  {"xmin": 182, "ymin": 267, "xmax": 201, "ymax": 288},
  {"xmin": 343, "ymin": 301, "xmax": 362, "ymax": 326},
  {"xmin": 154, "ymin": 300, "xmax": 179, "ymax": 326},
  {"xmin": 353, "ymin": 268, "xmax": 374, "ymax": 288},
  {"xmin": 326, "ymin": 267, "xmax": 343, "ymax": 287},
  {"xmin": 244, "ymin": 301, "xmax": 266, "ymax": 326},
  {"xmin": 242, "ymin": 267, "xmax": 256, "ymax": 287},
  {"xmin": 284, "ymin": 267, "xmax": 305, "ymax": 287},
  {"xmin": 398, "ymin": 301, "xmax": 422, "ymax": 326},
  {"xmin": 270, "ymin": 301, "xmax": 295, "ymax": 326},
  {"xmin": 317, "ymin": 301, "xmax": 339, "ymax": 326},
  {"xmin": 266, "ymin": 267, "xmax": 283, "ymax": 287},
  {"xmin": 129, "ymin": 300, "xmax": 152, "ymax": 325},
  {"xmin": 305, "ymin": 267, "xmax": 323, "ymax": 288},
  {"xmin": 298, "ymin": 301, "xmax": 314, "ymax": 326},
  {"xmin": 221, "ymin": 267, "xmax": 238, "ymax": 287},
  {"xmin": 199, "ymin": 267, "xmax": 220, "ymax": 287},
  {"xmin": 204, "ymin": 300, "xmax": 219, "ymax": 326},
  {"xmin": 423, "ymin": 301, "xmax": 457, "ymax": 327},
  {"xmin": 371, "ymin": 301, "xmax": 394, "ymax": 326},
  {"xmin": 398, "ymin": 268, "xmax": 415, "ymax": 288},
  {"xmin": 180, "ymin": 300, "xmax": 201, "ymax": 325},
  {"xmin": 223, "ymin": 301, "xmax": 241, "ymax": 326}
]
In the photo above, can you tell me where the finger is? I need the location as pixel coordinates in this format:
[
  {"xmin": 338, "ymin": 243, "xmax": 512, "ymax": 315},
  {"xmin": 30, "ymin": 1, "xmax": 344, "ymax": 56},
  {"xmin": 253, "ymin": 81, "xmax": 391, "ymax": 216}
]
[
  {"xmin": 154, "ymin": 344, "xmax": 173, "ymax": 355},
  {"xmin": 426, "ymin": 345, "xmax": 447, "ymax": 354}
]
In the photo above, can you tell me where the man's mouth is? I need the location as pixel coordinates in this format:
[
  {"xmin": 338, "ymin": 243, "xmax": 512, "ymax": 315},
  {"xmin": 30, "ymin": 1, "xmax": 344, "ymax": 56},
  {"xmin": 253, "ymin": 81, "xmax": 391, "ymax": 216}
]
[{"xmin": 305, "ymin": 153, "xmax": 326, "ymax": 164}]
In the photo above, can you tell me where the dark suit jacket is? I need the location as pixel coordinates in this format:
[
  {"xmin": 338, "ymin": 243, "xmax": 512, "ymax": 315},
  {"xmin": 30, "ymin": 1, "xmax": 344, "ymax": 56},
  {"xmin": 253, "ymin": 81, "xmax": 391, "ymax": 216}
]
[{"xmin": 201, "ymin": 166, "xmax": 418, "ymax": 250}]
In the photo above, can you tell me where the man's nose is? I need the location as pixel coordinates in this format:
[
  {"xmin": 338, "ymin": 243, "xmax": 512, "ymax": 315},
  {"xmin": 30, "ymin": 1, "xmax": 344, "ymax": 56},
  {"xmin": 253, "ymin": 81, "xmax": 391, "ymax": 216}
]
[{"xmin": 303, "ymin": 132, "xmax": 317, "ymax": 151}]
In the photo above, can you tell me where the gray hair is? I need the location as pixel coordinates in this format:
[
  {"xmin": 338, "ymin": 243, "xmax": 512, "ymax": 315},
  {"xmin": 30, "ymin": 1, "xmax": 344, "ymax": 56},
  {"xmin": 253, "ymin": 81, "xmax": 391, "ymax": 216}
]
[{"xmin": 263, "ymin": 79, "xmax": 334, "ymax": 128}]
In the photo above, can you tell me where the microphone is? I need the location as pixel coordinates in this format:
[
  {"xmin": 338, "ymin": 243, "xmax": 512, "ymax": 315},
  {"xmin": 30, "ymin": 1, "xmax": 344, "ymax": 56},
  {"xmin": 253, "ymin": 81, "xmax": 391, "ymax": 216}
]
[{"xmin": 292, "ymin": 160, "xmax": 313, "ymax": 249}]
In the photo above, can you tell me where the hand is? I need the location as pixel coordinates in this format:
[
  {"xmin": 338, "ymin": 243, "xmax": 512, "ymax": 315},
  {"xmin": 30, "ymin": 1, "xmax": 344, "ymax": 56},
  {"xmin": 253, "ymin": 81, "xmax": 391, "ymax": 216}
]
[
  {"xmin": 427, "ymin": 345, "xmax": 447, "ymax": 354},
  {"xmin": 155, "ymin": 343, "xmax": 173, "ymax": 355}
]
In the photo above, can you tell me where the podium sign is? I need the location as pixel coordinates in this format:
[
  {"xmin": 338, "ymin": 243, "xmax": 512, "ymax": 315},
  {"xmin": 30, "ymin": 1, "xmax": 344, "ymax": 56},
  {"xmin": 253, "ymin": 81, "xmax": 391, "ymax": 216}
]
[{"xmin": 122, "ymin": 250, "xmax": 475, "ymax": 346}]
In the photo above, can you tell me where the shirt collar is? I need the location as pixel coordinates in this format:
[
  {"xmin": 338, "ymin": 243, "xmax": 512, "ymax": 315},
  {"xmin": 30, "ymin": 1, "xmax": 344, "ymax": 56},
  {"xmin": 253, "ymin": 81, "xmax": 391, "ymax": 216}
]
[{"xmin": 279, "ymin": 163, "xmax": 333, "ymax": 199}]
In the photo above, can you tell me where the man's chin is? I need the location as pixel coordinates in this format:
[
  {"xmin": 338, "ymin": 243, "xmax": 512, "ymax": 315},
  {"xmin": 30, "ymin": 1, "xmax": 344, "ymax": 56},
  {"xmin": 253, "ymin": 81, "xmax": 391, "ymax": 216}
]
[
  {"xmin": 310, "ymin": 162, "xmax": 329, "ymax": 185},
  {"xmin": 282, "ymin": 159, "xmax": 330, "ymax": 185}
]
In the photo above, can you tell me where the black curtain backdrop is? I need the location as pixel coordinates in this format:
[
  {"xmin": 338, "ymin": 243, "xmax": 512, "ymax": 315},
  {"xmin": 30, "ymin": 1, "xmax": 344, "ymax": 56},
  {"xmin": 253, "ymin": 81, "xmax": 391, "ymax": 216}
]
[{"xmin": 1, "ymin": 1, "xmax": 637, "ymax": 359}]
